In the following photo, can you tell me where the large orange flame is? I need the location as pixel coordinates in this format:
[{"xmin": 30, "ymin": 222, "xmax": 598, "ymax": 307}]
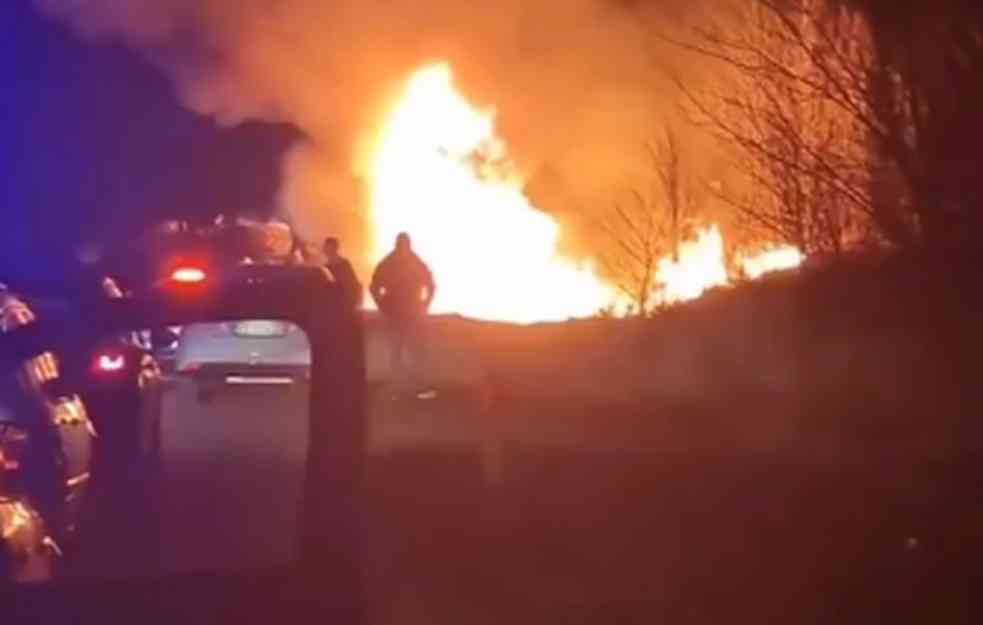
[
  {"xmin": 368, "ymin": 63, "xmax": 612, "ymax": 323},
  {"xmin": 367, "ymin": 63, "xmax": 803, "ymax": 322}
]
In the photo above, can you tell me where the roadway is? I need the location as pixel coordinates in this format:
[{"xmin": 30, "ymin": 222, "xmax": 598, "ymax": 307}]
[
  {"xmin": 156, "ymin": 378, "xmax": 310, "ymax": 573},
  {"xmin": 67, "ymin": 377, "xmax": 310, "ymax": 578},
  {"xmin": 63, "ymin": 347, "xmax": 980, "ymax": 624},
  {"xmin": 65, "ymin": 367, "xmax": 497, "ymax": 586}
]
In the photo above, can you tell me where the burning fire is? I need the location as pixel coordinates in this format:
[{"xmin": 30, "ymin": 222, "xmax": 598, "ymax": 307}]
[
  {"xmin": 368, "ymin": 63, "xmax": 612, "ymax": 323},
  {"xmin": 368, "ymin": 63, "xmax": 803, "ymax": 322},
  {"xmin": 655, "ymin": 225, "xmax": 729, "ymax": 304},
  {"xmin": 740, "ymin": 246, "xmax": 804, "ymax": 280}
]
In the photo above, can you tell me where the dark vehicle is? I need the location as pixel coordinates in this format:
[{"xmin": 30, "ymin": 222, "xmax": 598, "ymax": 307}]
[
  {"xmin": 0, "ymin": 288, "xmax": 94, "ymax": 582},
  {"xmin": 13, "ymin": 262, "xmax": 364, "ymax": 618},
  {"xmin": 22, "ymin": 278, "xmax": 164, "ymax": 480},
  {"xmin": 67, "ymin": 329, "xmax": 163, "ymax": 477},
  {"xmin": 116, "ymin": 220, "xmax": 311, "ymax": 402},
  {"xmin": 103, "ymin": 217, "xmax": 302, "ymax": 361},
  {"xmin": 4, "ymin": 262, "xmax": 364, "ymax": 600},
  {"xmin": 104, "ymin": 217, "xmax": 301, "ymax": 295}
]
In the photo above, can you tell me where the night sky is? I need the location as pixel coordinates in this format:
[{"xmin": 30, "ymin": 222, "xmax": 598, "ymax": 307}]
[{"xmin": 1, "ymin": 2, "xmax": 299, "ymax": 286}]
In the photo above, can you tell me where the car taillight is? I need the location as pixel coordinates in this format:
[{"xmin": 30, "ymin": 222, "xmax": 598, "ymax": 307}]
[
  {"xmin": 94, "ymin": 352, "xmax": 126, "ymax": 373},
  {"xmin": 0, "ymin": 425, "xmax": 28, "ymax": 496},
  {"xmin": 171, "ymin": 266, "xmax": 206, "ymax": 283}
]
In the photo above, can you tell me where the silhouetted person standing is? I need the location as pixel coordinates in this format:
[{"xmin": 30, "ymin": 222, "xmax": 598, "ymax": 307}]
[
  {"xmin": 370, "ymin": 232, "xmax": 435, "ymax": 381},
  {"xmin": 323, "ymin": 237, "xmax": 362, "ymax": 312}
]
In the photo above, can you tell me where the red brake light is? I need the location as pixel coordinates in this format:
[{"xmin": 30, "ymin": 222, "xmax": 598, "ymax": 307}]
[
  {"xmin": 95, "ymin": 353, "xmax": 126, "ymax": 373},
  {"xmin": 171, "ymin": 267, "xmax": 206, "ymax": 283}
]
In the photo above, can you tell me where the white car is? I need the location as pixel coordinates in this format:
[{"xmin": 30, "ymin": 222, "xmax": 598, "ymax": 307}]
[{"xmin": 174, "ymin": 319, "xmax": 311, "ymax": 401}]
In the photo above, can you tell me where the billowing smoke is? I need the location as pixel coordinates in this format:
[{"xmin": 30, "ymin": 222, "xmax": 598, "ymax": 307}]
[{"xmin": 36, "ymin": 0, "xmax": 715, "ymax": 273}]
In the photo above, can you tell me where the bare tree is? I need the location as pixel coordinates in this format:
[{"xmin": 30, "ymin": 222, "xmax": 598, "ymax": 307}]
[
  {"xmin": 855, "ymin": 0, "xmax": 983, "ymax": 247},
  {"xmin": 672, "ymin": 0, "xmax": 883, "ymax": 254},
  {"xmin": 602, "ymin": 125, "xmax": 697, "ymax": 315},
  {"xmin": 652, "ymin": 125, "xmax": 692, "ymax": 260},
  {"xmin": 602, "ymin": 189, "xmax": 668, "ymax": 315}
]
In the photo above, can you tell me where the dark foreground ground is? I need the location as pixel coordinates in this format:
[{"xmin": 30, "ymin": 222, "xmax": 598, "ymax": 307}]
[
  {"xmin": 27, "ymin": 251, "xmax": 983, "ymax": 623},
  {"xmin": 363, "ymin": 251, "xmax": 983, "ymax": 624},
  {"xmin": 368, "ymin": 445, "xmax": 981, "ymax": 624},
  {"xmin": 59, "ymin": 369, "xmax": 983, "ymax": 624}
]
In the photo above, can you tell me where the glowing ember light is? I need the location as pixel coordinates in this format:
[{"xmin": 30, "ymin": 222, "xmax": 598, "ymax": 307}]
[
  {"xmin": 655, "ymin": 225, "xmax": 729, "ymax": 304},
  {"xmin": 368, "ymin": 63, "xmax": 612, "ymax": 323},
  {"xmin": 740, "ymin": 246, "xmax": 804, "ymax": 279}
]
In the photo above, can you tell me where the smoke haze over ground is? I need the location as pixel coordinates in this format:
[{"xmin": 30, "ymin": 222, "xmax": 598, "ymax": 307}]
[{"xmin": 37, "ymin": 0, "xmax": 718, "ymax": 272}]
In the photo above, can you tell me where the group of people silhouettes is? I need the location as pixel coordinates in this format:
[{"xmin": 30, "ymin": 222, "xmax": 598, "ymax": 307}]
[{"xmin": 322, "ymin": 232, "xmax": 435, "ymax": 382}]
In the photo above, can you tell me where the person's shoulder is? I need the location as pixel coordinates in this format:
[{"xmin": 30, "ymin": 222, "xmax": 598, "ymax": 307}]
[{"xmin": 414, "ymin": 253, "xmax": 433, "ymax": 273}]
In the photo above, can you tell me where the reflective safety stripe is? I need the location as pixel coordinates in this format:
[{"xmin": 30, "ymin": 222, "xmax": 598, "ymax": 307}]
[{"xmin": 225, "ymin": 376, "xmax": 294, "ymax": 385}]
